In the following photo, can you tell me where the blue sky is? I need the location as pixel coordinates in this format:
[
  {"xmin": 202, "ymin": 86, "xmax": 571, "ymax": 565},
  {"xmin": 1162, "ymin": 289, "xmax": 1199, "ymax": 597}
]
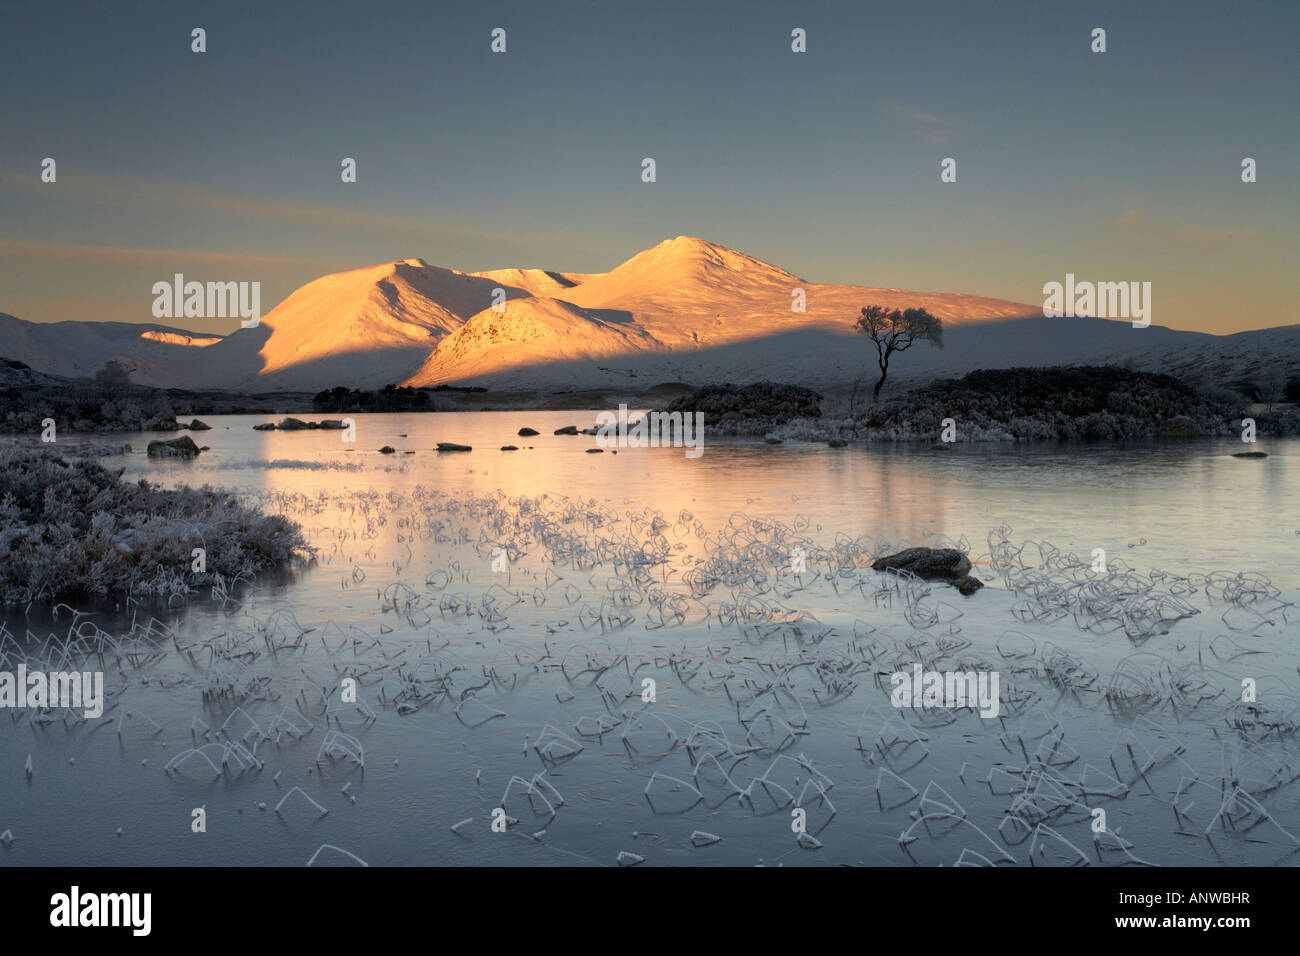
[{"xmin": 1, "ymin": 0, "xmax": 1296, "ymax": 334}]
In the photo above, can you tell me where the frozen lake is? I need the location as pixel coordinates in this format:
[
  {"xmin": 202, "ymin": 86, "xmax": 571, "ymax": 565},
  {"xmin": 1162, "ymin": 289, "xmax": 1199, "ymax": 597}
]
[{"xmin": 2, "ymin": 412, "xmax": 1298, "ymax": 866}]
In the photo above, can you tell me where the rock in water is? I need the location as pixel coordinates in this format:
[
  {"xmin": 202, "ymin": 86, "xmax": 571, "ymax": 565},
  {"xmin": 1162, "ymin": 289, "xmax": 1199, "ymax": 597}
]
[
  {"xmin": 253, "ymin": 422, "xmax": 276, "ymax": 431},
  {"xmin": 146, "ymin": 435, "xmax": 201, "ymax": 459},
  {"xmin": 517, "ymin": 427, "xmax": 540, "ymax": 436},
  {"xmin": 188, "ymin": 419, "xmax": 212, "ymax": 431},
  {"xmin": 1232, "ymin": 451, "xmax": 1268, "ymax": 458},
  {"xmin": 553, "ymin": 425, "xmax": 579, "ymax": 435},
  {"xmin": 500, "ymin": 445, "xmax": 519, "ymax": 451},
  {"xmin": 955, "ymin": 575, "xmax": 984, "ymax": 595},
  {"xmin": 872, "ymin": 547, "xmax": 972, "ymax": 580},
  {"xmin": 378, "ymin": 446, "xmax": 395, "ymax": 454},
  {"xmin": 437, "ymin": 443, "xmax": 472, "ymax": 452},
  {"xmin": 277, "ymin": 417, "xmax": 310, "ymax": 431},
  {"xmin": 318, "ymin": 420, "xmax": 347, "ymax": 430},
  {"xmin": 828, "ymin": 439, "xmax": 848, "ymax": 448}
]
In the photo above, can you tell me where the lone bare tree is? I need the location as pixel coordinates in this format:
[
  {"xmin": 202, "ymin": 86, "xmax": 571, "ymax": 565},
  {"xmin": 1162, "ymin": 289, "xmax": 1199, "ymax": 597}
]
[
  {"xmin": 1257, "ymin": 368, "xmax": 1285, "ymax": 409},
  {"xmin": 855, "ymin": 305, "xmax": 944, "ymax": 399}
]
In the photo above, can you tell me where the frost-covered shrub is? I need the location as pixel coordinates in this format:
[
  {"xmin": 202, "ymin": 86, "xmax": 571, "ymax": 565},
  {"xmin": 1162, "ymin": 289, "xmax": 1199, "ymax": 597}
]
[
  {"xmin": 1197, "ymin": 384, "xmax": 1249, "ymax": 408},
  {"xmin": 1248, "ymin": 405, "xmax": 1300, "ymax": 436},
  {"xmin": 755, "ymin": 366, "xmax": 1268, "ymax": 441},
  {"xmin": 660, "ymin": 382, "xmax": 822, "ymax": 436},
  {"xmin": 0, "ymin": 448, "xmax": 311, "ymax": 604},
  {"xmin": 0, "ymin": 381, "xmax": 176, "ymax": 433}
]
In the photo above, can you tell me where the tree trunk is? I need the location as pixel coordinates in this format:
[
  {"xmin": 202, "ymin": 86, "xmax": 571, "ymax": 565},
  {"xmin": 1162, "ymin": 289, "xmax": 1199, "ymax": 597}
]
[{"xmin": 873, "ymin": 343, "xmax": 890, "ymax": 400}]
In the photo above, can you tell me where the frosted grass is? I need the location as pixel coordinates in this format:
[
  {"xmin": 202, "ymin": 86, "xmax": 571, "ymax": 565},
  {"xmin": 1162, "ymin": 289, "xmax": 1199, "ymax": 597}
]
[{"xmin": 3, "ymin": 482, "xmax": 1299, "ymax": 866}]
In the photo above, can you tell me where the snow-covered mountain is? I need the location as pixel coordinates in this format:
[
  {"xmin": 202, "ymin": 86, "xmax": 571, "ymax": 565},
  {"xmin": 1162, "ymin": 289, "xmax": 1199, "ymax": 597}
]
[
  {"xmin": 193, "ymin": 258, "xmax": 516, "ymax": 391},
  {"xmin": 560, "ymin": 236, "xmax": 1033, "ymax": 345},
  {"xmin": 403, "ymin": 236, "xmax": 1047, "ymax": 389},
  {"xmin": 1, "ymin": 237, "xmax": 1293, "ymax": 393},
  {"xmin": 0, "ymin": 312, "xmax": 224, "ymax": 385}
]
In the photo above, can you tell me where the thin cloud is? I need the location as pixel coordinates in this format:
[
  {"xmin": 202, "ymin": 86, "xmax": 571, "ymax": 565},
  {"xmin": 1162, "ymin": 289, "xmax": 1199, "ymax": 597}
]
[
  {"xmin": 881, "ymin": 101, "xmax": 963, "ymax": 145},
  {"xmin": 1109, "ymin": 208, "xmax": 1256, "ymax": 250},
  {"xmin": 0, "ymin": 170, "xmax": 567, "ymax": 248},
  {"xmin": 0, "ymin": 239, "xmax": 345, "ymax": 269}
]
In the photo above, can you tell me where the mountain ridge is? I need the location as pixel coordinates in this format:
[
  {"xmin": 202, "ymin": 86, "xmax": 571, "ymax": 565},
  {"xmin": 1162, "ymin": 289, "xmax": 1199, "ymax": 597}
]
[{"xmin": 0, "ymin": 237, "xmax": 1289, "ymax": 393}]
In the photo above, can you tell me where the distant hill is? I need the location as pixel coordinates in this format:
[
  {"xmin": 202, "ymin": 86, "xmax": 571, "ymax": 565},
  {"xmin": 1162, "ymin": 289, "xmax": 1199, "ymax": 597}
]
[{"xmin": 0, "ymin": 313, "xmax": 223, "ymax": 385}]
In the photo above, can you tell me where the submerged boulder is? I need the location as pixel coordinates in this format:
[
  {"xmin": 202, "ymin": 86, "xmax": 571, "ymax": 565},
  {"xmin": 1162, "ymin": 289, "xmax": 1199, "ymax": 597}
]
[
  {"xmin": 554, "ymin": 425, "xmax": 579, "ymax": 435},
  {"xmin": 146, "ymin": 435, "xmax": 202, "ymax": 459},
  {"xmin": 518, "ymin": 427, "xmax": 540, "ymax": 436},
  {"xmin": 437, "ymin": 442, "xmax": 472, "ymax": 452}
]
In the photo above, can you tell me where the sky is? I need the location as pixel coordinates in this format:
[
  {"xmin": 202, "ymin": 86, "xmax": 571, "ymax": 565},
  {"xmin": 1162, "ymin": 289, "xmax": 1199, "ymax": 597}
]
[{"xmin": 1, "ymin": 0, "xmax": 1296, "ymax": 336}]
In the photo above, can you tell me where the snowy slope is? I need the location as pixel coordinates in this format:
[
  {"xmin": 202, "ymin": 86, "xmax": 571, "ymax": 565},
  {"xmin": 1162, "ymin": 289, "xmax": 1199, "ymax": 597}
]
[
  {"xmin": 198, "ymin": 259, "xmax": 517, "ymax": 391},
  {"xmin": 470, "ymin": 268, "xmax": 582, "ymax": 298},
  {"xmin": 560, "ymin": 237, "xmax": 1036, "ymax": 352},
  {"xmin": 139, "ymin": 331, "xmax": 223, "ymax": 347},
  {"xmin": 0, "ymin": 312, "xmax": 225, "ymax": 384},
  {"xmin": 406, "ymin": 297, "xmax": 664, "ymax": 387}
]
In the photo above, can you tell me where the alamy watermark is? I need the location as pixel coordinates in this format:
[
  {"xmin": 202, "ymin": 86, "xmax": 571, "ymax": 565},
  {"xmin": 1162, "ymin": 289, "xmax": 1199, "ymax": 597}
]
[
  {"xmin": 50, "ymin": 886, "xmax": 150, "ymax": 936},
  {"xmin": 595, "ymin": 405, "xmax": 705, "ymax": 458},
  {"xmin": 890, "ymin": 663, "xmax": 1000, "ymax": 718},
  {"xmin": 1042, "ymin": 274, "xmax": 1150, "ymax": 328},
  {"xmin": 0, "ymin": 665, "xmax": 103, "ymax": 718},
  {"xmin": 152, "ymin": 273, "xmax": 261, "ymax": 328}
]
